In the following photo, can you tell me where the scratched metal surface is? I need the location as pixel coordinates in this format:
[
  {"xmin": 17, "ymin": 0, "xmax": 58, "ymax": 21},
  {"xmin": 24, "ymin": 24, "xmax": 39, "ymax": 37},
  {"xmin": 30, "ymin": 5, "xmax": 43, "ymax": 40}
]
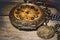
[{"xmin": 0, "ymin": 1, "xmax": 60, "ymax": 40}]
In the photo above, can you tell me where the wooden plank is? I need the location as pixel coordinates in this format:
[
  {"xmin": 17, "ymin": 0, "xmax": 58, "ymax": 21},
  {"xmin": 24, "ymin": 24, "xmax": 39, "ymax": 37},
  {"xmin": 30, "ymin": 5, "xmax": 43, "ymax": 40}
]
[{"xmin": 0, "ymin": 16, "xmax": 57, "ymax": 40}]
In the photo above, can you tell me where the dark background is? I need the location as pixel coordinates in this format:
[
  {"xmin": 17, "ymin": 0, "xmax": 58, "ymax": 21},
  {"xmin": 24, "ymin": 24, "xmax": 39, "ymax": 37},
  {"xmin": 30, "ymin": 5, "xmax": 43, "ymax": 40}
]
[{"xmin": 0, "ymin": 0, "xmax": 60, "ymax": 15}]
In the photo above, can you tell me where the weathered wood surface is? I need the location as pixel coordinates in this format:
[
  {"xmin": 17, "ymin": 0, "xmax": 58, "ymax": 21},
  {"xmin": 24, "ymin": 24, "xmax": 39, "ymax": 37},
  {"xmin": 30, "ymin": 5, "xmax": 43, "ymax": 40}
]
[
  {"xmin": 0, "ymin": 16, "xmax": 57, "ymax": 40},
  {"xmin": 0, "ymin": 2, "xmax": 60, "ymax": 40}
]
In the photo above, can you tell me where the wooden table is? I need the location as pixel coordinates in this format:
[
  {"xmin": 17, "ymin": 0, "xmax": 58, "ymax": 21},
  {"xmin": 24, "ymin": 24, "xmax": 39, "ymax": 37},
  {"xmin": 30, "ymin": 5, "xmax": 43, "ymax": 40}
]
[{"xmin": 0, "ymin": 2, "xmax": 59, "ymax": 40}]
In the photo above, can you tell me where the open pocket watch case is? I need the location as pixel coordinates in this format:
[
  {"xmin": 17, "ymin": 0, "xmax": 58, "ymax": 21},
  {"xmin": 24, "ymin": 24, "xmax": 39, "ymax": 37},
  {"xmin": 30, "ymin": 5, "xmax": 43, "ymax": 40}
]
[
  {"xmin": 9, "ymin": 2, "xmax": 49, "ymax": 31},
  {"xmin": 9, "ymin": 0, "xmax": 60, "ymax": 39}
]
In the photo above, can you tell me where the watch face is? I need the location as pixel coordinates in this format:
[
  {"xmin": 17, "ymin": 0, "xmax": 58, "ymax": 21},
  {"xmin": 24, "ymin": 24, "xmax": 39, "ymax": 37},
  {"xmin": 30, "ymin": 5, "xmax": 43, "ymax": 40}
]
[
  {"xmin": 9, "ymin": 3, "xmax": 45, "ymax": 30},
  {"xmin": 14, "ymin": 4, "xmax": 42, "ymax": 22}
]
